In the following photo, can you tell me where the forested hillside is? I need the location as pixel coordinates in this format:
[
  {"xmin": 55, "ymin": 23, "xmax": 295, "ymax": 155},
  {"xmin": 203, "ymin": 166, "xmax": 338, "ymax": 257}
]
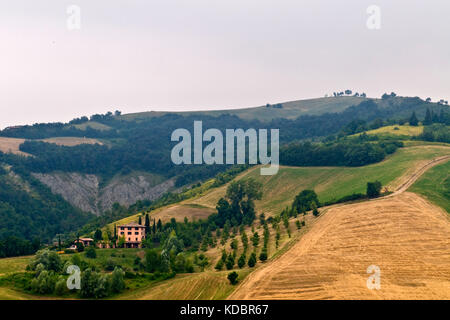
[{"xmin": 0, "ymin": 95, "xmax": 448, "ymax": 250}]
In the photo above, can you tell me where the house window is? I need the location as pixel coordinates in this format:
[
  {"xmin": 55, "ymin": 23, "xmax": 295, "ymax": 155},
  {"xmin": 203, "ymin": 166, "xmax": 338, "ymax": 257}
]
[
  {"xmin": 128, "ymin": 232, "xmax": 131, "ymax": 235},
  {"xmin": 120, "ymin": 232, "xmax": 124, "ymax": 235},
  {"xmin": 135, "ymin": 232, "xmax": 139, "ymax": 235}
]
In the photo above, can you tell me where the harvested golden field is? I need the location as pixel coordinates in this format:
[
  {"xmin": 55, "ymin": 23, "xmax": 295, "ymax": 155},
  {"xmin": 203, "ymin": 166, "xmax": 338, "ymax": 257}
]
[
  {"xmin": 118, "ymin": 271, "xmax": 247, "ymax": 300},
  {"xmin": 0, "ymin": 136, "xmax": 102, "ymax": 156},
  {"xmin": 40, "ymin": 137, "xmax": 102, "ymax": 146},
  {"xmin": 229, "ymin": 192, "xmax": 450, "ymax": 300},
  {"xmin": 110, "ymin": 204, "xmax": 215, "ymax": 227},
  {"xmin": 0, "ymin": 137, "xmax": 28, "ymax": 156},
  {"xmin": 148, "ymin": 204, "xmax": 215, "ymax": 223}
]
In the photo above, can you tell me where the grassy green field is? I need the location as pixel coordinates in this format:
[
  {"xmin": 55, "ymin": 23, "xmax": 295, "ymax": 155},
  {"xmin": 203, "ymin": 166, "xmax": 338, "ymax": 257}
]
[
  {"xmin": 354, "ymin": 125, "xmax": 424, "ymax": 138},
  {"xmin": 120, "ymin": 97, "xmax": 366, "ymax": 122},
  {"xmin": 0, "ymin": 256, "xmax": 32, "ymax": 275},
  {"xmin": 409, "ymin": 159, "xmax": 450, "ymax": 212},
  {"xmin": 116, "ymin": 270, "xmax": 251, "ymax": 300},
  {"xmin": 187, "ymin": 145, "xmax": 450, "ymax": 215},
  {"xmin": 72, "ymin": 121, "xmax": 112, "ymax": 131}
]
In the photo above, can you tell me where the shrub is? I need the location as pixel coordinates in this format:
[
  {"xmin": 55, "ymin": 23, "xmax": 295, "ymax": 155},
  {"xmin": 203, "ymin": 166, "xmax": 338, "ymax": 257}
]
[
  {"xmin": 238, "ymin": 254, "xmax": 246, "ymax": 268},
  {"xmin": 259, "ymin": 249, "xmax": 268, "ymax": 262},
  {"xmin": 367, "ymin": 181, "xmax": 382, "ymax": 198},
  {"xmin": 85, "ymin": 247, "xmax": 97, "ymax": 259},
  {"xmin": 215, "ymin": 259, "xmax": 224, "ymax": 271},
  {"xmin": 227, "ymin": 271, "xmax": 239, "ymax": 285},
  {"xmin": 28, "ymin": 249, "xmax": 62, "ymax": 272},
  {"xmin": 55, "ymin": 277, "xmax": 68, "ymax": 296},
  {"xmin": 110, "ymin": 267, "xmax": 125, "ymax": 293},
  {"xmin": 226, "ymin": 254, "xmax": 235, "ymax": 270},
  {"xmin": 247, "ymin": 252, "xmax": 257, "ymax": 267}
]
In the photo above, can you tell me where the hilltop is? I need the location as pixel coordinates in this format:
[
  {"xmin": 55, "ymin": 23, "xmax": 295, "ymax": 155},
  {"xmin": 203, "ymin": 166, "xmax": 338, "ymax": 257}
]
[{"xmin": 0, "ymin": 94, "xmax": 448, "ymax": 244}]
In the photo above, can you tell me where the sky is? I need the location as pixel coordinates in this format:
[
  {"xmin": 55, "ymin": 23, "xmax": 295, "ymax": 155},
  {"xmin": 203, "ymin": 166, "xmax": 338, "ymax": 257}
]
[{"xmin": 0, "ymin": 0, "xmax": 449, "ymax": 129}]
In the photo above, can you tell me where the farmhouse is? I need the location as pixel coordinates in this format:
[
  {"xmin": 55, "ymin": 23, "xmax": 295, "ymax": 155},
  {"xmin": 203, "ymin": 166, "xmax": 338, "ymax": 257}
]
[
  {"xmin": 74, "ymin": 238, "xmax": 94, "ymax": 247},
  {"xmin": 117, "ymin": 222, "xmax": 146, "ymax": 248}
]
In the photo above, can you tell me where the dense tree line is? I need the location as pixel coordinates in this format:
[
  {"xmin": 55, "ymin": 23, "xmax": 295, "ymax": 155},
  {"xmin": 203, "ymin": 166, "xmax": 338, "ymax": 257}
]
[
  {"xmin": 0, "ymin": 236, "xmax": 41, "ymax": 258},
  {"xmin": 281, "ymin": 140, "xmax": 402, "ymax": 167}
]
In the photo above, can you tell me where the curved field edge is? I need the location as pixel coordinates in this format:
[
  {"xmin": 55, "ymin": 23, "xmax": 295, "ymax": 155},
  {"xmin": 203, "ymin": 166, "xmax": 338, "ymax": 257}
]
[
  {"xmin": 228, "ymin": 192, "xmax": 450, "ymax": 300},
  {"xmin": 186, "ymin": 145, "xmax": 450, "ymax": 215},
  {"xmin": 409, "ymin": 159, "xmax": 450, "ymax": 212}
]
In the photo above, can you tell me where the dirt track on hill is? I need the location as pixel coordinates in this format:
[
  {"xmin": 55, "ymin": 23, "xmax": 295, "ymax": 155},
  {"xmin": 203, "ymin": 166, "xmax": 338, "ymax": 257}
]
[{"xmin": 229, "ymin": 156, "xmax": 450, "ymax": 300}]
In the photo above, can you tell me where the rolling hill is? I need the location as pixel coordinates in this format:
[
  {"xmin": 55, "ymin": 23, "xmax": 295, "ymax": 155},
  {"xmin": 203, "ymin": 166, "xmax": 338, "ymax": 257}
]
[
  {"xmin": 229, "ymin": 191, "xmax": 450, "ymax": 300},
  {"xmin": 114, "ymin": 145, "xmax": 449, "ymax": 225}
]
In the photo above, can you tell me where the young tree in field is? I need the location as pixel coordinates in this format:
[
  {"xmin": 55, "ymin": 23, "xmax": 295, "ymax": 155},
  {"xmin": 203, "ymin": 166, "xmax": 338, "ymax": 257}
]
[
  {"xmin": 238, "ymin": 253, "xmax": 246, "ymax": 268},
  {"xmin": 85, "ymin": 246, "xmax": 96, "ymax": 259},
  {"xmin": 251, "ymin": 232, "xmax": 260, "ymax": 247},
  {"xmin": 145, "ymin": 249, "xmax": 160, "ymax": 273},
  {"xmin": 409, "ymin": 112, "xmax": 419, "ymax": 126},
  {"xmin": 58, "ymin": 235, "xmax": 62, "ymax": 251},
  {"xmin": 247, "ymin": 252, "xmax": 257, "ymax": 267},
  {"xmin": 111, "ymin": 267, "xmax": 125, "ymax": 293},
  {"xmin": 138, "ymin": 215, "xmax": 142, "ymax": 225},
  {"xmin": 292, "ymin": 190, "xmax": 320, "ymax": 213},
  {"xmin": 296, "ymin": 220, "xmax": 301, "ymax": 230},
  {"xmin": 241, "ymin": 232, "xmax": 248, "ymax": 252},
  {"xmin": 424, "ymin": 108, "xmax": 433, "ymax": 125},
  {"xmin": 230, "ymin": 238, "xmax": 238, "ymax": 251},
  {"xmin": 259, "ymin": 248, "xmax": 268, "ymax": 262},
  {"xmin": 367, "ymin": 181, "xmax": 382, "ymax": 198},
  {"xmin": 227, "ymin": 271, "xmax": 239, "ymax": 285},
  {"xmin": 312, "ymin": 203, "xmax": 319, "ymax": 217},
  {"xmin": 94, "ymin": 229, "xmax": 102, "ymax": 242},
  {"xmin": 157, "ymin": 219, "xmax": 162, "ymax": 232},
  {"xmin": 144, "ymin": 214, "xmax": 150, "ymax": 234},
  {"xmin": 226, "ymin": 253, "xmax": 235, "ymax": 270},
  {"xmin": 215, "ymin": 259, "xmax": 224, "ymax": 271},
  {"xmin": 215, "ymin": 179, "xmax": 263, "ymax": 227}
]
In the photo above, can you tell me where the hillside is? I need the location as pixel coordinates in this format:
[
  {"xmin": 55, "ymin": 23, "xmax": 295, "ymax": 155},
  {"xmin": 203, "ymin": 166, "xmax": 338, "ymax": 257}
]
[
  {"xmin": 0, "ymin": 95, "xmax": 448, "ymax": 244},
  {"xmin": 119, "ymin": 96, "xmax": 367, "ymax": 122},
  {"xmin": 108, "ymin": 145, "xmax": 450, "ymax": 227},
  {"xmin": 409, "ymin": 160, "xmax": 450, "ymax": 212},
  {"xmin": 229, "ymin": 191, "xmax": 450, "ymax": 300}
]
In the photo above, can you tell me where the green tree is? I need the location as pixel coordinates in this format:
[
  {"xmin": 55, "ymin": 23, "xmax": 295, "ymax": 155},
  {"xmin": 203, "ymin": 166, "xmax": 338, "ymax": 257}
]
[
  {"xmin": 251, "ymin": 232, "xmax": 260, "ymax": 247},
  {"xmin": 145, "ymin": 249, "xmax": 160, "ymax": 273},
  {"xmin": 85, "ymin": 246, "xmax": 97, "ymax": 259},
  {"xmin": 226, "ymin": 253, "xmax": 235, "ymax": 270},
  {"xmin": 367, "ymin": 181, "xmax": 382, "ymax": 198},
  {"xmin": 409, "ymin": 112, "xmax": 419, "ymax": 126},
  {"xmin": 238, "ymin": 254, "xmax": 246, "ymax": 268},
  {"xmin": 312, "ymin": 203, "xmax": 319, "ymax": 217},
  {"xmin": 247, "ymin": 252, "xmax": 257, "ymax": 267},
  {"xmin": 259, "ymin": 248, "xmax": 268, "ymax": 262},
  {"xmin": 227, "ymin": 271, "xmax": 239, "ymax": 285},
  {"xmin": 94, "ymin": 229, "xmax": 102, "ymax": 242},
  {"xmin": 110, "ymin": 267, "xmax": 125, "ymax": 293},
  {"xmin": 292, "ymin": 190, "xmax": 320, "ymax": 213},
  {"xmin": 215, "ymin": 259, "xmax": 224, "ymax": 271},
  {"xmin": 424, "ymin": 108, "xmax": 433, "ymax": 125}
]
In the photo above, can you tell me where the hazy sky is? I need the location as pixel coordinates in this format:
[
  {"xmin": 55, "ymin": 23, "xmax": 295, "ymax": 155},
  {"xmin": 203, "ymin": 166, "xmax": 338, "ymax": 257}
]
[{"xmin": 1, "ymin": 0, "xmax": 449, "ymax": 128}]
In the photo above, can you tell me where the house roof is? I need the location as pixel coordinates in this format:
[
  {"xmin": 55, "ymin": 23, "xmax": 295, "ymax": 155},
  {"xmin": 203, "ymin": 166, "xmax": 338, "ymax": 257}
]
[
  {"xmin": 118, "ymin": 222, "xmax": 146, "ymax": 228},
  {"xmin": 77, "ymin": 238, "xmax": 93, "ymax": 241}
]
